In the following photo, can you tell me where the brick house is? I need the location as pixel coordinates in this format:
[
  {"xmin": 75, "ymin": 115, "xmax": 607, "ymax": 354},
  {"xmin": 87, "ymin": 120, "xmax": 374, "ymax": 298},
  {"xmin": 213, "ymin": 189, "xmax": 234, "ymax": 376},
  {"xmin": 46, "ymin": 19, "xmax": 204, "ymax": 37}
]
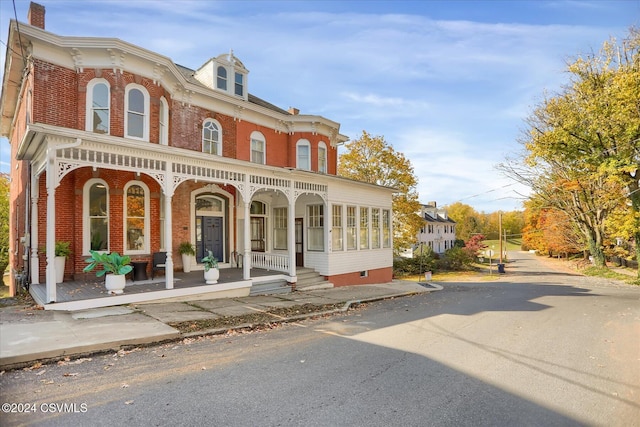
[{"xmin": 1, "ymin": 3, "xmax": 394, "ymax": 309}]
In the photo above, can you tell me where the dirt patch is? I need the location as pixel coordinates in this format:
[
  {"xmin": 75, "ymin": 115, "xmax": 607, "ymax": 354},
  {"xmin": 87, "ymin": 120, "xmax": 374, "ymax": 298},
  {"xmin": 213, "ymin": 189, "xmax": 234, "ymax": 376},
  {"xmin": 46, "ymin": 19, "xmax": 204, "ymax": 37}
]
[{"xmin": 169, "ymin": 302, "xmax": 345, "ymax": 333}]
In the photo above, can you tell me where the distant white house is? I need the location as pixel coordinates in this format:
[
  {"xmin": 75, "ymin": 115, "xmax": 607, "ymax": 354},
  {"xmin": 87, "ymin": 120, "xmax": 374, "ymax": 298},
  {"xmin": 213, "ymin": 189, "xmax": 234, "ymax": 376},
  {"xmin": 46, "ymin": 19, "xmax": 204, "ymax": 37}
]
[{"xmin": 416, "ymin": 202, "xmax": 456, "ymax": 254}]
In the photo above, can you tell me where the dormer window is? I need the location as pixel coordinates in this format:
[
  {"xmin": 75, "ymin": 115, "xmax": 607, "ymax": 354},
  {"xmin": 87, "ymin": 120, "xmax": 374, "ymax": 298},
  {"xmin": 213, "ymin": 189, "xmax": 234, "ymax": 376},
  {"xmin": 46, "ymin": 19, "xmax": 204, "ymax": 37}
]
[
  {"xmin": 194, "ymin": 51, "xmax": 249, "ymax": 101},
  {"xmin": 234, "ymin": 72, "xmax": 244, "ymax": 97},
  {"xmin": 217, "ymin": 66, "xmax": 227, "ymax": 91}
]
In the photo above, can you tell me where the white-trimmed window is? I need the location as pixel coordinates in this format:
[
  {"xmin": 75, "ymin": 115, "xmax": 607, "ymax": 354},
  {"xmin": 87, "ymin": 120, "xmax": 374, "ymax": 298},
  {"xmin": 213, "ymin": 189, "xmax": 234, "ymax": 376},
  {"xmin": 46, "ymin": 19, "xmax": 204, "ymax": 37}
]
[
  {"xmin": 371, "ymin": 208, "xmax": 380, "ymax": 249},
  {"xmin": 84, "ymin": 179, "xmax": 109, "ymax": 254},
  {"xmin": 346, "ymin": 206, "xmax": 357, "ymax": 250},
  {"xmin": 234, "ymin": 72, "xmax": 244, "ymax": 97},
  {"xmin": 318, "ymin": 142, "xmax": 327, "ymax": 173},
  {"xmin": 125, "ymin": 84, "xmax": 150, "ymax": 140},
  {"xmin": 273, "ymin": 207, "xmax": 287, "ymax": 250},
  {"xmin": 332, "ymin": 204, "xmax": 343, "ymax": 251},
  {"xmin": 86, "ymin": 79, "xmax": 110, "ymax": 134},
  {"xmin": 124, "ymin": 181, "xmax": 149, "ymax": 255},
  {"xmin": 217, "ymin": 66, "xmax": 227, "ymax": 91},
  {"xmin": 307, "ymin": 204, "xmax": 324, "ymax": 251},
  {"xmin": 296, "ymin": 139, "xmax": 310, "ymax": 170},
  {"xmin": 202, "ymin": 119, "xmax": 222, "ymax": 155},
  {"xmin": 251, "ymin": 131, "xmax": 266, "ymax": 164},
  {"xmin": 159, "ymin": 97, "xmax": 169, "ymax": 145},
  {"xmin": 382, "ymin": 209, "xmax": 391, "ymax": 248},
  {"xmin": 360, "ymin": 207, "xmax": 369, "ymax": 250}
]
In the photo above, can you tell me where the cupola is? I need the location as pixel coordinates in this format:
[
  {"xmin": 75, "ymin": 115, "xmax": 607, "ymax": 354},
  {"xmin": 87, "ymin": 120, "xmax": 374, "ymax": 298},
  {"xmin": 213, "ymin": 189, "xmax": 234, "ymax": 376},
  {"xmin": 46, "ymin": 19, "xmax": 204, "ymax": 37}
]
[{"xmin": 194, "ymin": 50, "xmax": 249, "ymax": 101}]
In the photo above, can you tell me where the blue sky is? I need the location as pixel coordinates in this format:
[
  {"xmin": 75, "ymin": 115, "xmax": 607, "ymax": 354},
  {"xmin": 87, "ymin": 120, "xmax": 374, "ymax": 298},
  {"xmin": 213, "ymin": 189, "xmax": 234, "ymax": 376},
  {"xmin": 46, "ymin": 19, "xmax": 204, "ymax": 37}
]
[{"xmin": 1, "ymin": 0, "xmax": 637, "ymax": 212}]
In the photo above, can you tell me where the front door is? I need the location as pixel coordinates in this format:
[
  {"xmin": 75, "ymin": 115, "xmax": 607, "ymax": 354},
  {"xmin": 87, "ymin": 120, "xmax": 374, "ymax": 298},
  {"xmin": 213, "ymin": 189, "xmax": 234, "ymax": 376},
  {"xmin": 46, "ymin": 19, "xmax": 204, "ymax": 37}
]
[
  {"xmin": 250, "ymin": 217, "xmax": 265, "ymax": 252},
  {"xmin": 295, "ymin": 218, "xmax": 303, "ymax": 267},
  {"xmin": 197, "ymin": 216, "xmax": 223, "ymax": 263}
]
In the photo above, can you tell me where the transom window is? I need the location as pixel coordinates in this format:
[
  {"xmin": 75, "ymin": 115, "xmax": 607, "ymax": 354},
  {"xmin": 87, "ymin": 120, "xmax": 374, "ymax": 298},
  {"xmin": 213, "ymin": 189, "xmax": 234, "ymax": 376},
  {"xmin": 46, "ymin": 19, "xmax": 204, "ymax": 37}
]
[
  {"xmin": 251, "ymin": 131, "xmax": 266, "ymax": 164},
  {"xmin": 202, "ymin": 119, "xmax": 222, "ymax": 155},
  {"xmin": 86, "ymin": 79, "xmax": 110, "ymax": 134},
  {"xmin": 125, "ymin": 84, "xmax": 149, "ymax": 140}
]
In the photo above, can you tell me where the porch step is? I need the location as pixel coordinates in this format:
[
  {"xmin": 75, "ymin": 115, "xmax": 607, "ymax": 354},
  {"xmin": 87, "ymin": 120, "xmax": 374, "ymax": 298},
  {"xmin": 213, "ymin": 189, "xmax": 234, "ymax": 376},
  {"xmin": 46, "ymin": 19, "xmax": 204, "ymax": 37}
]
[
  {"xmin": 295, "ymin": 268, "xmax": 334, "ymax": 291},
  {"xmin": 250, "ymin": 279, "xmax": 291, "ymax": 296}
]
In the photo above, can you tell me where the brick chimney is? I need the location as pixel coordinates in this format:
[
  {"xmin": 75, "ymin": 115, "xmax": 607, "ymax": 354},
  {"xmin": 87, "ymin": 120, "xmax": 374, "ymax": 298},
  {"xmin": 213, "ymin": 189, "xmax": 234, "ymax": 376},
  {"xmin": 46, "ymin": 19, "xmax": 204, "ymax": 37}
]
[
  {"xmin": 28, "ymin": 2, "xmax": 45, "ymax": 29},
  {"xmin": 288, "ymin": 107, "xmax": 299, "ymax": 115}
]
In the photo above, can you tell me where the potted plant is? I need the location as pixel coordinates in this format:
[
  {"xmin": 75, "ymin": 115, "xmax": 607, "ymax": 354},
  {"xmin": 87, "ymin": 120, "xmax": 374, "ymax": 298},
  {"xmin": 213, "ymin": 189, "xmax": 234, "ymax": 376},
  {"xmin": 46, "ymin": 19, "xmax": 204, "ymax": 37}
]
[
  {"xmin": 54, "ymin": 241, "xmax": 71, "ymax": 283},
  {"xmin": 83, "ymin": 250, "xmax": 133, "ymax": 295},
  {"xmin": 201, "ymin": 250, "xmax": 219, "ymax": 284},
  {"xmin": 178, "ymin": 241, "xmax": 196, "ymax": 273}
]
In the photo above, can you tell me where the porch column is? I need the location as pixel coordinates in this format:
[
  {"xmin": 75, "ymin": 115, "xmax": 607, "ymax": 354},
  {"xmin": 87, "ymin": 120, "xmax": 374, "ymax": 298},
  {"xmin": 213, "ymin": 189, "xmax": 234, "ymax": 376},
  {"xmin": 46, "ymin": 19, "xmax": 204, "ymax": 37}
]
[
  {"xmin": 288, "ymin": 181, "xmax": 296, "ymax": 278},
  {"xmin": 164, "ymin": 164, "xmax": 174, "ymax": 289},
  {"xmin": 30, "ymin": 171, "xmax": 40, "ymax": 285},
  {"xmin": 45, "ymin": 158, "xmax": 56, "ymax": 302},
  {"xmin": 243, "ymin": 199, "xmax": 251, "ymax": 281}
]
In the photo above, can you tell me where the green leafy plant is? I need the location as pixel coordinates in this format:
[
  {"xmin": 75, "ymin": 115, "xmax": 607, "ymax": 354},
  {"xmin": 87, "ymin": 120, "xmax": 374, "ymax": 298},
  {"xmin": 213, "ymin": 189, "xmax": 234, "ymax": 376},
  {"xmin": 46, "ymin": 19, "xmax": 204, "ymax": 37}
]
[
  {"xmin": 83, "ymin": 250, "xmax": 133, "ymax": 276},
  {"xmin": 178, "ymin": 242, "xmax": 196, "ymax": 256},
  {"xmin": 201, "ymin": 250, "xmax": 218, "ymax": 272},
  {"xmin": 55, "ymin": 241, "xmax": 72, "ymax": 258}
]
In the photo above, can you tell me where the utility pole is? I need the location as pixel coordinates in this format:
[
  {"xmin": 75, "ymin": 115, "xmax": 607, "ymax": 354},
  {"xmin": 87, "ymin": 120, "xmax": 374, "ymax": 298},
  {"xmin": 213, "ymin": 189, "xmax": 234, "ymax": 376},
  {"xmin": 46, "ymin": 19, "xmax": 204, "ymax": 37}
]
[{"xmin": 499, "ymin": 212, "xmax": 503, "ymax": 264}]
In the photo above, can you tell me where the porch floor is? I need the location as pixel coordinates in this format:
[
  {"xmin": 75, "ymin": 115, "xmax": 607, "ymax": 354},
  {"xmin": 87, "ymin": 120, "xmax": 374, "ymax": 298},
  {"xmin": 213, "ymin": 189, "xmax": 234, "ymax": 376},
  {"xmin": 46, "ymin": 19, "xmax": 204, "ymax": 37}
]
[{"xmin": 30, "ymin": 267, "xmax": 289, "ymax": 310}]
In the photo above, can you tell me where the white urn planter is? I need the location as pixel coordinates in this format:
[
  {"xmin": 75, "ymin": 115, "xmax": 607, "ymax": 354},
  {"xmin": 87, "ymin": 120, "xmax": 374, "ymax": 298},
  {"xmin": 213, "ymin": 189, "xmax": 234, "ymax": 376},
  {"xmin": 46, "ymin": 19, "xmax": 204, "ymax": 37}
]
[
  {"xmin": 204, "ymin": 268, "xmax": 219, "ymax": 284},
  {"xmin": 105, "ymin": 274, "xmax": 126, "ymax": 295},
  {"xmin": 181, "ymin": 254, "xmax": 192, "ymax": 273},
  {"xmin": 55, "ymin": 256, "xmax": 66, "ymax": 283}
]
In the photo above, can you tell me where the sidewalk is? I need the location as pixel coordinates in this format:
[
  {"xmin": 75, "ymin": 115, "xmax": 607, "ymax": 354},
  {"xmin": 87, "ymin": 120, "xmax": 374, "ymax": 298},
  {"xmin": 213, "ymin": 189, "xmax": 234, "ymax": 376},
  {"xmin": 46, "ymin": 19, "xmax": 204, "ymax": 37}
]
[{"xmin": 0, "ymin": 280, "xmax": 440, "ymax": 370}]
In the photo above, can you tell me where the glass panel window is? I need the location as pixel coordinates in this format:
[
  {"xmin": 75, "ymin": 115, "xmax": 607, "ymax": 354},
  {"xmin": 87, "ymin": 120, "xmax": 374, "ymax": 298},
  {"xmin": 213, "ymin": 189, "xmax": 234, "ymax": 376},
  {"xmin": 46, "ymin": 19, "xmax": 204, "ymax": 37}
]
[
  {"xmin": 203, "ymin": 120, "xmax": 221, "ymax": 155},
  {"xmin": 234, "ymin": 72, "xmax": 244, "ymax": 96},
  {"xmin": 332, "ymin": 204, "xmax": 343, "ymax": 251},
  {"xmin": 346, "ymin": 206, "xmax": 357, "ymax": 250},
  {"xmin": 125, "ymin": 184, "xmax": 147, "ymax": 253},
  {"xmin": 297, "ymin": 140, "xmax": 310, "ymax": 170},
  {"xmin": 307, "ymin": 204, "xmax": 324, "ymax": 251},
  {"xmin": 88, "ymin": 182, "xmax": 108, "ymax": 251},
  {"xmin": 273, "ymin": 207, "xmax": 287, "ymax": 250},
  {"xmin": 217, "ymin": 66, "xmax": 227, "ymax": 90},
  {"xmin": 127, "ymin": 88, "xmax": 145, "ymax": 139},
  {"xmin": 318, "ymin": 143, "xmax": 327, "ymax": 173},
  {"xmin": 360, "ymin": 207, "xmax": 369, "ymax": 250},
  {"xmin": 371, "ymin": 208, "xmax": 380, "ymax": 249},
  {"xmin": 383, "ymin": 209, "xmax": 391, "ymax": 248},
  {"xmin": 251, "ymin": 133, "xmax": 265, "ymax": 164},
  {"xmin": 159, "ymin": 97, "xmax": 168, "ymax": 145},
  {"xmin": 91, "ymin": 82, "xmax": 109, "ymax": 134}
]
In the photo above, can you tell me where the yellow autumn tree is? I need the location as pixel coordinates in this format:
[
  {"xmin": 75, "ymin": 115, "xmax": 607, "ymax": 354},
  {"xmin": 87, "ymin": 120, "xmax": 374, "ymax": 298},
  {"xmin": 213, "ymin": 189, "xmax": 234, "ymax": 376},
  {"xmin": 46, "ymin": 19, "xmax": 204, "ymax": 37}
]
[{"xmin": 338, "ymin": 131, "xmax": 422, "ymax": 254}]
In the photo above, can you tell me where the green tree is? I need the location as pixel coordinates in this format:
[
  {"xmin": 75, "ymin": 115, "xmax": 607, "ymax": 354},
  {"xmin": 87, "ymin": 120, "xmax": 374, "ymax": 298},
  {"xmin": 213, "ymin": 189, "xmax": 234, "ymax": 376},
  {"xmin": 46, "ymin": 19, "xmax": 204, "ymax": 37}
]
[
  {"xmin": 338, "ymin": 131, "xmax": 422, "ymax": 254},
  {"xmin": 501, "ymin": 27, "xmax": 640, "ymax": 275},
  {"xmin": 0, "ymin": 173, "xmax": 9, "ymax": 275}
]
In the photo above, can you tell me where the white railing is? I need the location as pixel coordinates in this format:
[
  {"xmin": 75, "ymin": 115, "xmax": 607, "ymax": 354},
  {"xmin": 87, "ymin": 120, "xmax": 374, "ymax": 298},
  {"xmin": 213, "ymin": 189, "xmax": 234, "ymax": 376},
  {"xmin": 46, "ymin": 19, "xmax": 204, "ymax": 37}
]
[{"xmin": 251, "ymin": 252, "xmax": 289, "ymax": 273}]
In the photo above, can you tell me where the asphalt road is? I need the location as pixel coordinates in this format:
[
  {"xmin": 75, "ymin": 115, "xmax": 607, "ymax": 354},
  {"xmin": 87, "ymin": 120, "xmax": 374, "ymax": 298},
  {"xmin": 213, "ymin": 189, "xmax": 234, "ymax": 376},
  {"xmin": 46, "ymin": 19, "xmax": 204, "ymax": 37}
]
[{"xmin": 1, "ymin": 252, "xmax": 639, "ymax": 426}]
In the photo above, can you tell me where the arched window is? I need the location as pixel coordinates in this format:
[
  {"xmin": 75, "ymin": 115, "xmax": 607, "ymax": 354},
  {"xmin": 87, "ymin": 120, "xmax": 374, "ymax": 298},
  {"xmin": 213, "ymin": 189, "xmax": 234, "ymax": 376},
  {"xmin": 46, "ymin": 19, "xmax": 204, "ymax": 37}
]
[
  {"xmin": 250, "ymin": 131, "xmax": 266, "ymax": 164},
  {"xmin": 217, "ymin": 66, "xmax": 227, "ymax": 91},
  {"xmin": 83, "ymin": 179, "xmax": 109, "ymax": 254},
  {"xmin": 86, "ymin": 79, "xmax": 110, "ymax": 134},
  {"xmin": 124, "ymin": 181, "xmax": 149, "ymax": 254},
  {"xmin": 125, "ymin": 84, "xmax": 150, "ymax": 140},
  {"xmin": 318, "ymin": 141, "xmax": 327, "ymax": 173},
  {"xmin": 202, "ymin": 119, "xmax": 222, "ymax": 155},
  {"xmin": 296, "ymin": 139, "xmax": 311, "ymax": 170},
  {"xmin": 159, "ymin": 96, "xmax": 169, "ymax": 145}
]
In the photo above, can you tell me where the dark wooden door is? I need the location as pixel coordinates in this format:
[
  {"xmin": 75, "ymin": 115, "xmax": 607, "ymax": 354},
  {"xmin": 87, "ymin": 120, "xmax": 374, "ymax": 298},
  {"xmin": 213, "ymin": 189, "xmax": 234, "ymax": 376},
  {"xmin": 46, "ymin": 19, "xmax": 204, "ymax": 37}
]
[{"xmin": 295, "ymin": 218, "xmax": 303, "ymax": 267}]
